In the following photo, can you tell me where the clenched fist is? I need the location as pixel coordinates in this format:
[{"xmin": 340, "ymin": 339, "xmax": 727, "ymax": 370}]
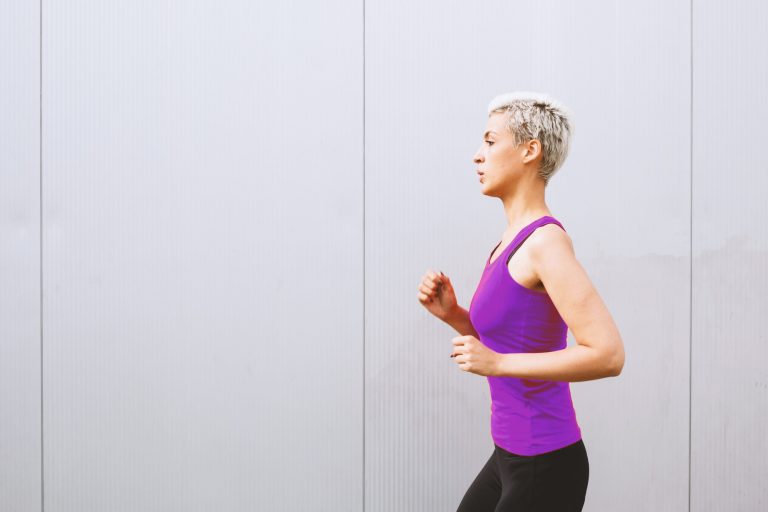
[{"xmin": 417, "ymin": 269, "xmax": 458, "ymax": 321}]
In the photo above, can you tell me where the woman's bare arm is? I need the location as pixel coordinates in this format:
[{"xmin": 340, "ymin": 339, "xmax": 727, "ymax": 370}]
[{"xmin": 495, "ymin": 224, "xmax": 625, "ymax": 381}]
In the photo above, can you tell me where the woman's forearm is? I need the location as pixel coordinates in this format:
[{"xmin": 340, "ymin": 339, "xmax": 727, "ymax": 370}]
[
  {"xmin": 442, "ymin": 306, "xmax": 617, "ymax": 382},
  {"xmin": 494, "ymin": 344, "xmax": 618, "ymax": 382},
  {"xmin": 442, "ymin": 305, "xmax": 480, "ymax": 338}
]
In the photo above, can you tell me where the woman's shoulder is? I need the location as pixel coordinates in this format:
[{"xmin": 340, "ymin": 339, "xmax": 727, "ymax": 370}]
[
  {"xmin": 524, "ymin": 222, "xmax": 575, "ymax": 266},
  {"xmin": 531, "ymin": 220, "xmax": 571, "ymax": 244}
]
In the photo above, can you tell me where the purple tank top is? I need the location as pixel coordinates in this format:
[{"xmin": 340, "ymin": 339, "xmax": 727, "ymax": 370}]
[{"xmin": 469, "ymin": 215, "xmax": 582, "ymax": 456}]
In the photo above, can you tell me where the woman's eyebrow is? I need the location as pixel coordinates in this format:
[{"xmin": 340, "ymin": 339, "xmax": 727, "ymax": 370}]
[{"xmin": 483, "ymin": 130, "xmax": 497, "ymax": 138}]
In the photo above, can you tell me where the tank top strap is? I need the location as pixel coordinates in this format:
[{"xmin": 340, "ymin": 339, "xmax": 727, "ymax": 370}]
[{"xmin": 503, "ymin": 215, "xmax": 566, "ymax": 262}]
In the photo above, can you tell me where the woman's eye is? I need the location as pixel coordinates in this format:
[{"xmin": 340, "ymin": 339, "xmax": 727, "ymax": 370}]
[{"xmin": 485, "ymin": 140, "xmax": 494, "ymax": 146}]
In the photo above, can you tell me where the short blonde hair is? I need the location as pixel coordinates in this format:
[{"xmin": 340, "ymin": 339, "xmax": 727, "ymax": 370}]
[{"xmin": 488, "ymin": 91, "xmax": 574, "ymax": 186}]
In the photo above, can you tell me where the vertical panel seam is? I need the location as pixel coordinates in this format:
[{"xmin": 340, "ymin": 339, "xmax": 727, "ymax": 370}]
[
  {"xmin": 362, "ymin": 0, "xmax": 366, "ymax": 510},
  {"xmin": 688, "ymin": 0, "xmax": 693, "ymax": 511},
  {"xmin": 39, "ymin": 1, "xmax": 45, "ymax": 511}
]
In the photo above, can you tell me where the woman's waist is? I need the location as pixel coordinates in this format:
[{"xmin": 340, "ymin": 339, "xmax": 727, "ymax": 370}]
[{"xmin": 488, "ymin": 379, "xmax": 576, "ymax": 411}]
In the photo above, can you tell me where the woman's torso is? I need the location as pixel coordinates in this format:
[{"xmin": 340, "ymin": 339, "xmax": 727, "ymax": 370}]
[{"xmin": 469, "ymin": 215, "xmax": 583, "ymax": 456}]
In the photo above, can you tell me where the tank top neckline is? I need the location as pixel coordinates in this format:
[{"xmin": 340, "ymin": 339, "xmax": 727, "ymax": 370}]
[{"xmin": 485, "ymin": 215, "xmax": 558, "ymax": 268}]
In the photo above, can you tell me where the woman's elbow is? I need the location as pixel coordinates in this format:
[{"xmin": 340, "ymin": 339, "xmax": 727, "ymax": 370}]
[{"xmin": 608, "ymin": 344, "xmax": 625, "ymax": 376}]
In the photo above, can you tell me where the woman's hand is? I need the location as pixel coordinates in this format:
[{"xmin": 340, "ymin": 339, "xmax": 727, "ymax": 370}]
[
  {"xmin": 450, "ymin": 335, "xmax": 501, "ymax": 376},
  {"xmin": 417, "ymin": 269, "xmax": 458, "ymax": 321}
]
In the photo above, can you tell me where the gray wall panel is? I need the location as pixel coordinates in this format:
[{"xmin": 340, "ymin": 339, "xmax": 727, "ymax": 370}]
[
  {"xmin": 366, "ymin": 1, "xmax": 689, "ymax": 510},
  {"xmin": 0, "ymin": 1, "xmax": 41, "ymax": 511},
  {"xmin": 43, "ymin": 1, "xmax": 362, "ymax": 511},
  {"xmin": 693, "ymin": 1, "xmax": 768, "ymax": 510}
]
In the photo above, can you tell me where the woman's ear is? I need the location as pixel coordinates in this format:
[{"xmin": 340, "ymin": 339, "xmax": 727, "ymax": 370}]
[{"xmin": 522, "ymin": 139, "xmax": 541, "ymax": 163}]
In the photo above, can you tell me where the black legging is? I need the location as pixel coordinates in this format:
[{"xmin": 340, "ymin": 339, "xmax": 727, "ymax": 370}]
[{"xmin": 456, "ymin": 438, "xmax": 589, "ymax": 512}]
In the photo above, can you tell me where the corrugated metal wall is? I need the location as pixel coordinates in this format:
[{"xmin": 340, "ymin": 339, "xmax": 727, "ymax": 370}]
[
  {"xmin": 1, "ymin": 1, "xmax": 765, "ymax": 511},
  {"xmin": 691, "ymin": 1, "xmax": 768, "ymax": 510}
]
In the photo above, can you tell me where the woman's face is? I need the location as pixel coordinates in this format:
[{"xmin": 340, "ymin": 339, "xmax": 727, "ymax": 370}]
[{"xmin": 473, "ymin": 113, "xmax": 540, "ymax": 195}]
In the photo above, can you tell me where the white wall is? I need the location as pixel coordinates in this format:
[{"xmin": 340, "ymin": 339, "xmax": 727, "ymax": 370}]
[
  {"xmin": 1, "ymin": 1, "xmax": 42, "ymax": 510},
  {"xmin": 1, "ymin": 1, "xmax": 765, "ymax": 511},
  {"xmin": 692, "ymin": 1, "xmax": 768, "ymax": 510}
]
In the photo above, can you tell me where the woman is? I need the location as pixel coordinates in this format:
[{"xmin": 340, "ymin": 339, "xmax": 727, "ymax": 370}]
[{"xmin": 417, "ymin": 91, "xmax": 625, "ymax": 511}]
